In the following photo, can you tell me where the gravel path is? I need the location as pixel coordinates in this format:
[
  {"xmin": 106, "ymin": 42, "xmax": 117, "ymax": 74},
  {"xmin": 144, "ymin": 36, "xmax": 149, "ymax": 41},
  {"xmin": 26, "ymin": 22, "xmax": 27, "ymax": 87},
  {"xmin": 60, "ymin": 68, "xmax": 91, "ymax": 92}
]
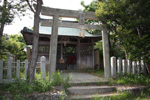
[{"xmin": 62, "ymin": 72, "xmax": 107, "ymax": 83}]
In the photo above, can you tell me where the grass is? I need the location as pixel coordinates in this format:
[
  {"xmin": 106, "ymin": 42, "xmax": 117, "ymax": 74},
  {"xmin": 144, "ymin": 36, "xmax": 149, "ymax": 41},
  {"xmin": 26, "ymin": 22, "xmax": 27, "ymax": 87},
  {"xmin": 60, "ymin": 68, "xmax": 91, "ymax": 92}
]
[
  {"xmin": 92, "ymin": 91, "xmax": 132, "ymax": 100},
  {"xmin": 83, "ymin": 69, "xmax": 104, "ymax": 78},
  {"xmin": 83, "ymin": 69, "xmax": 150, "ymax": 86},
  {"xmin": 91, "ymin": 90, "xmax": 150, "ymax": 100},
  {"xmin": 109, "ymin": 73, "xmax": 150, "ymax": 86},
  {"xmin": 0, "ymin": 71, "xmax": 71, "ymax": 100}
]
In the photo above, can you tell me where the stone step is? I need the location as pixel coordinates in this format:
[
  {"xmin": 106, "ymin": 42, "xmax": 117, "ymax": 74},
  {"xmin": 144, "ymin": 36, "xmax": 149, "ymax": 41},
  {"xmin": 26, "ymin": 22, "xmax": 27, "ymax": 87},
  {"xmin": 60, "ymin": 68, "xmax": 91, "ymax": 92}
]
[
  {"xmin": 69, "ymin": 92, "xmax": 119, "ymax": 100},
  {"xmin": 68, "ymin": 86, "xmax": 116, "ymax": 95},
  {"xmin": 70, "ymin": 81, "xmax": 109, "ymax": 86}
]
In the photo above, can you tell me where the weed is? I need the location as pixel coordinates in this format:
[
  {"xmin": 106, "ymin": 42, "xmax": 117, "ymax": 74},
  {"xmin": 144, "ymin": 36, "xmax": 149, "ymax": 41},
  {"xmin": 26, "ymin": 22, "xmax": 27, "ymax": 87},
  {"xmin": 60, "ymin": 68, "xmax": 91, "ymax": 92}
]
[
  {"xmin": 110, "ymin": 74, "xmax": 150, "ymax": 86},
  {"xmin": 51, "ymin": 71, "xmax": 63, "ymax": 86},
  {"xmin": 91, "ymin": 91, "xmax": 132, "ymax": 100},
  {"xmin": 0, "ymin": 96, "xmax": 8, "ymax": 100}
]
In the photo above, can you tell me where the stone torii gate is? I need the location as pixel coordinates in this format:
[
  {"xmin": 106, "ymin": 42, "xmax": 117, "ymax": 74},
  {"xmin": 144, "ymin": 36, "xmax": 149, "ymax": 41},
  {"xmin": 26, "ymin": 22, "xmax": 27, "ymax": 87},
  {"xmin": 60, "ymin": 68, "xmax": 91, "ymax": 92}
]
[{"xmin": 41, "ymin": 6, "xmax": 111, "ymax": 79}]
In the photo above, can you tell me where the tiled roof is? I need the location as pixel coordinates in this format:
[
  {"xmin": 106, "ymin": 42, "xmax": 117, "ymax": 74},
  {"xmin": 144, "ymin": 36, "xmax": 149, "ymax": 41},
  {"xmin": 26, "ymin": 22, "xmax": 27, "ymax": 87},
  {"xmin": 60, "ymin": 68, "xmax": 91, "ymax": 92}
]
[{"xmin": 39, "ymin": 26, "xmax": 101, "ymax": 37}]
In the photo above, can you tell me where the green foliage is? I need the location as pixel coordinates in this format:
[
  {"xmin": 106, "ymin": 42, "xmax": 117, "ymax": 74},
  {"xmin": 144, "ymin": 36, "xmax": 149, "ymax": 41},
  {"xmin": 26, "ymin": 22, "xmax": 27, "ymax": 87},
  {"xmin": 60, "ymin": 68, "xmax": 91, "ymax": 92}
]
[
  {"xmin": 91, "ymin": 91, "xmax": 132, "ymax": 100},
  {"xmin": 0, "ymin": 34, "xmax": 27, "ymax": 61},
  {"xmin": 50, "ymin": 71, "xmax": 71, "ymax": 89},
  {"xmin": 0, "ymin": 35, "xmax": 9, "ymax": 60},
  {"xmin": 94, "ymin": 41, "xmax": 103, "ymax": 60},
  {"xmin": 95, "ymin": 0, "xmax": 150, "ymax": 67},
  {"xmin": 109, "ymin": 74, "xmax": 150, "ymax": 86},
  {"xmin": 81, "ymin": 0, "xmax": 102, "ymax": 35},
  {"xmin": 51, "ymin": 71, "xmax": 63, "ymax": 86},
  {"xmin": 0, "ymin": 0, "xmax": 27, "ymax": 25},
  {"xmin": 0, "ymin": 71, "xmax": 71, "ymax": 100}
]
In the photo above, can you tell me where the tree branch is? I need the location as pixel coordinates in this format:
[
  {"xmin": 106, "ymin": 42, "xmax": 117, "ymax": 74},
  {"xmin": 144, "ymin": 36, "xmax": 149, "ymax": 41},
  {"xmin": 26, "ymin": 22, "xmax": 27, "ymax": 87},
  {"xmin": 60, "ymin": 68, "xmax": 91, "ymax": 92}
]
[{"xmin": 25, "ymin": 0, "xmax": 35, "ymax": 14}]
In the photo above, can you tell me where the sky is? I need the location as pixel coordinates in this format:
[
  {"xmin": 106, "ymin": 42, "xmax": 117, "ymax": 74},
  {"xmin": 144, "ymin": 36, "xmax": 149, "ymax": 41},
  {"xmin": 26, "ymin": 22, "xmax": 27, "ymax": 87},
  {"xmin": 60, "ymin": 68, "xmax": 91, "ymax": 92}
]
[{"xmin": 3, "ymin": 0, "xmax": 93, "ymax": 35}]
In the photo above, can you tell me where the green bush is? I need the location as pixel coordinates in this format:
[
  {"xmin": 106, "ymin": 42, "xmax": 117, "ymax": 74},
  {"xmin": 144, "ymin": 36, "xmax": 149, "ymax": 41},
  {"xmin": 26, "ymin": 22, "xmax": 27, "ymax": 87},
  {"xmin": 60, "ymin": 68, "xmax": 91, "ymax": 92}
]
[
  {"xmin": 51, "ymin": 71, "xmax": 63, "ymax": 86},
  {"xmin": 115, "ymin": 74, "xmax": 150, "ymax": 86}
]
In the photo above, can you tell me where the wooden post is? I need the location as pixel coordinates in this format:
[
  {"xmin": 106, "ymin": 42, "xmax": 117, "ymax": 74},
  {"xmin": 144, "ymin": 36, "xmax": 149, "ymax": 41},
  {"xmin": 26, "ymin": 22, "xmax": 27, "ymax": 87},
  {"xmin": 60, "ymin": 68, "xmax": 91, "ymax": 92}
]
[
  {"xmin": 137, "ymin": 61, "xmax": 140, "ymax": 74},
  {"xmin": 49, "ymin": 14, "xmax": 59, "ymax": 73},
  {"xmin": 77, "ymin": 38, "xmax": 81, "ymax": 69},
  {"xmin": 60, "ymin": 44, "xmax": 63, "ymax": 60},
  {"xmin": 132, "ymin": 61, "xmax": 136, "ymax": 74},
  {"xmin": 27, "ymin": 47, "xmax": 31, "ymax": 62},
  {"xmin": 117, "ymin": 57, "xmax": 121, "ymax": 74},
  {"xmin": 127, "ymin": 60, "xmax": 131, "ymax": 73},
  {"xmin": 0, "ymin": 60, "xmax": 3, "ymax": 83},
  {"xmin": 35, "ymin": 68, "xmax": 36, "ymax": 79},
  {"xmin": 111, "ymin": 57, "xmax": 116, "ymax": 78},
  {"xmin": 41, "ymin": 56, "xmax": 46, "ymax": 79},
  {"xmin": 92, "ymin": 39, "xmax": 94, "ymax": 69},
  {"xmin": 16, "ymin": 60, "xmax": 20, "ymax": 79},
  {"xmin": 122, "ymin": 59, "xmax": 126, "ymax": 74},
  {"xmin": 102, "ymin": 29, "xmax": 110, "ymax": 79},
  {"xmin": 25, "ymin": 60, "xmax": 28, "ymax": 80},
  {"xmin": 7, "ymin": 58, "xmax": 12, "ymax": 80}
]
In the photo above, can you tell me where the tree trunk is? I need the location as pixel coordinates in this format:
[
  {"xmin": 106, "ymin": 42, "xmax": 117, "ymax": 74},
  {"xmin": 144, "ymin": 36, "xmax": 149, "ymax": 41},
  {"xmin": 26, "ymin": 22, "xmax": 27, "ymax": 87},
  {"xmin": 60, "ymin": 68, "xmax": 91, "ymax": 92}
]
[
  {"xmin": 28, "ymin": 0, "xmax": 42, "ymax": 83},
  {"xmin": 0, "ymin": 0, "xmax": 7, "ymax": 37},
  {"xmin": 124, "ymin": 50, "xmax": 129, "ymax": 69},
  {"xmin": 0, "ymin": 24, "xmax": 4, "ymax": 37},
  {"xmin": 136, "ymin": 27, "xmax": 150, "ymax": 74},
  {"xmin": 136, "ymin": 27, "xmax": 142, "ymax": 38},
  {"xmin": 145, "ymin": 63, "xmax": 150, "ymax": 74}
]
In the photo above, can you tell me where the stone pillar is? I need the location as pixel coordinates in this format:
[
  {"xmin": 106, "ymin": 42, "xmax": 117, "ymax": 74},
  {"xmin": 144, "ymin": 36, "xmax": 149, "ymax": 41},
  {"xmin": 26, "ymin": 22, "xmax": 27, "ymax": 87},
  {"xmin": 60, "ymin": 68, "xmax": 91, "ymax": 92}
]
[
  {"xmin": 127, "ymin": 60, "xmax": 131, "ymax": 73},
  {"xmin": 137, "ymin": 61, "xmax": 140, "ymax": 74},
  {"xmin": 25, "ymin": 60, "xmax": 28, "ymax": 80},
  {"xmin": 27, "ymin": 47, "xmax": 31, "ymax": 62},
  {"xmin": 132, "ymin": 61, "xmax": 136, "ymax": 74},
  {"xmin": 102, "ymin": 29, "xmax": 110, "ymax": 79},
  {"xmin": 41, "ymin": 56, "xmax": 46, "ymax": 79},
  {"xmin": 111, "ymin": 57, "xmax": 116, "ymax": 78},
  {"xmin": 117, "ymin": 57, "xmax": 122, "ymax": 74},
  {"xmin": 16, "ymin": 60, "xmax": 20, "ymax": 79},
  {"xmin": 122, "ymin": 59, "xmax": 126, "ymax": 74},
  {"xmin": 141, "ymin": 60, "xmax": 146, "ymax": 75},
  {"xmin": 49, "ymin": 14, "xmax": 59, "ymax": 73}
]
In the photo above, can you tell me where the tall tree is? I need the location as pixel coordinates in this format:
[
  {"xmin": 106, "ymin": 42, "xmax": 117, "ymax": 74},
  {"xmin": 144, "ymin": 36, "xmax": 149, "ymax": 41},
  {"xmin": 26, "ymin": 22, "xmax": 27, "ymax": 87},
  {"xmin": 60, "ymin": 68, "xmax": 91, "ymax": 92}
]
[
  {"xmin": 25, "ymin": 0, "xmax": 43, "ymax": 83},
  {"xmin": 96, "ymin": 0, "xmax": 150, "ymax": 74},
  {"xmin": 0, "ymin": 34, "xmax": 27, "ymax": 61},
  {"xmin": 0, "ymin": 0, "xmax": 27, "ymax": 37}
]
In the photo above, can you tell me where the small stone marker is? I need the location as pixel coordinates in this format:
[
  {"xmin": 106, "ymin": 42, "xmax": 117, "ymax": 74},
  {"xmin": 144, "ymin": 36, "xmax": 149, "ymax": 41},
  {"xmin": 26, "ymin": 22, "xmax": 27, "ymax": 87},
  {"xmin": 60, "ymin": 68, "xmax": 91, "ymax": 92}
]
[
  {"xmin": 16, "ymin": 60, "xmax": 20, "ymax": 79},
  {"xmin": 25, "ymin": 60, "xmax": 28, "ymax": 80},
  {"xmin": 122, "ymin": 59, "xmax": 126, "ymax": 74},
  {"xmin": 137, "ymin": 61, "xmax": 140, "ymax": 74},
  {"xmin": 111, "ymin": 57, "xmax": 116, "ymax": 78},
  {"xmin": 41, "ymin": 56, "xmax": 46, "ymax": 79},
  {"xmin": 141, "ymin": 60, "xmax": 146, "ymax": 75},
  {"xmin": 117, "ymin": 57, "xmax": 122, "ymax": 74},
  {"xmin": 132, "ymin": 61, "xmax": 136, "ymax": 74},
  {"xmin": 127, "ymin": 60, "xmax": 131, "ymax": 73}
]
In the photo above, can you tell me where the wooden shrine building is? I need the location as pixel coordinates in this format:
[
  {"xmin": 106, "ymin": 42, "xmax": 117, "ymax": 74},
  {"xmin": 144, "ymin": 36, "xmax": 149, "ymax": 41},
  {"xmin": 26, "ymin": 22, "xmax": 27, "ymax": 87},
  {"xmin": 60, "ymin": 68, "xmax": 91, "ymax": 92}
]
[{"xmin": 22, "ymin": 23, "xmax": 101, "ymax": 70}]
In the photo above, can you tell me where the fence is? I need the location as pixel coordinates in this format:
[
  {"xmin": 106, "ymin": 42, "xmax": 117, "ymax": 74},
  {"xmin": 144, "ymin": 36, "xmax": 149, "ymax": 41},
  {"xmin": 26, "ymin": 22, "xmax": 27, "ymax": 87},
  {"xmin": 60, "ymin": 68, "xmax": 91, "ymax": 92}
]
[
  {"xmin": 110, "ymin": 56, "xmax": 146, "ymax": 78},
  {"xmin": 0, "ymin": 56, "xmax": 46, "ymax": 83}
]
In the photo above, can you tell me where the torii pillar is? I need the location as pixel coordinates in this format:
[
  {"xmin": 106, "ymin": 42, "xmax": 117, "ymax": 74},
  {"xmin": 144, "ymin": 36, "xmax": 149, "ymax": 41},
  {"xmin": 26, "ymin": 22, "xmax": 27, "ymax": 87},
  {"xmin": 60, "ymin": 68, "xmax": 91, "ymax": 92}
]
[
  {"xmin": 102, "ymin": 29, "xmax": 111, "ymax": 79},
  {"xmin": 49, "ymin": 14, "xmax": 59, "ymax": 73}
]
